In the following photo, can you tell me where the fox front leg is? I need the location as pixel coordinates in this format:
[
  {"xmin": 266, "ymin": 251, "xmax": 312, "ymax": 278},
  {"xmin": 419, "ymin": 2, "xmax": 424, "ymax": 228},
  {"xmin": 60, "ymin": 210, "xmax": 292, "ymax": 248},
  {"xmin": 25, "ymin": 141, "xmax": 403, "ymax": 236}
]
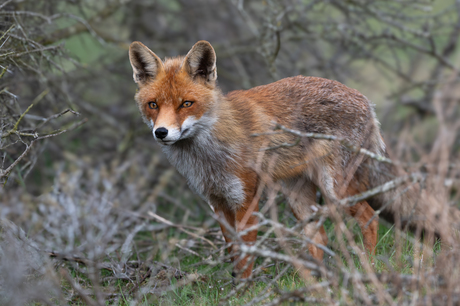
[{"xmin": 214, "ymin": 175, "xmax": 260, "ymax": 279}]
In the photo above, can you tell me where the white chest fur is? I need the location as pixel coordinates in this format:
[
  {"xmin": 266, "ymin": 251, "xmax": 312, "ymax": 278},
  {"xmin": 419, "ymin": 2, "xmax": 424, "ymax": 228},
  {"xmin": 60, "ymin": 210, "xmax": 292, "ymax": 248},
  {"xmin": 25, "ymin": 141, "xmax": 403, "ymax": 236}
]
[{"xmin": 161, "ymin": 131, "xmax": 245, "ymax": 209}]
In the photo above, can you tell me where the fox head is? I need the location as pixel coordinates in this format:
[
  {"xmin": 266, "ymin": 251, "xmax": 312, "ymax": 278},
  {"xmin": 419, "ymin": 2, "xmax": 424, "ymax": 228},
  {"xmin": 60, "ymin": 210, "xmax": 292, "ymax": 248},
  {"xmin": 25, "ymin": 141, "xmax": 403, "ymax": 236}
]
[{"xmin": 129, "ymin": 40, "xmax": 219, "ymax": 146}]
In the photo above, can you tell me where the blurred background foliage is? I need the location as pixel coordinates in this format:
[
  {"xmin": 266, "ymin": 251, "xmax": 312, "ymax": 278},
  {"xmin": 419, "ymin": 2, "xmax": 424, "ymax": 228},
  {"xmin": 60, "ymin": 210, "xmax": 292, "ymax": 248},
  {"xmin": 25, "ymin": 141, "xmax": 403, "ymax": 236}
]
[
  {"xmin": 1, "ymin": 0, "xmax": 460, "ymax": 304},
  {"xmin": 2, "ymin": 0, "xmax": 459, "ymax": 191}
]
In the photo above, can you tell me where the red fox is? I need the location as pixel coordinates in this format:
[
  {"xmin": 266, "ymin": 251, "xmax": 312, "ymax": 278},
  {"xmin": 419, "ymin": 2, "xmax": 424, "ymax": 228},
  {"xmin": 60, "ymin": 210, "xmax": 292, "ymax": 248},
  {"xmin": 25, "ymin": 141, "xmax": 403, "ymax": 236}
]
[{"xmin": 129, "ymin": 40, "xmax": 459, "ymax": 278}]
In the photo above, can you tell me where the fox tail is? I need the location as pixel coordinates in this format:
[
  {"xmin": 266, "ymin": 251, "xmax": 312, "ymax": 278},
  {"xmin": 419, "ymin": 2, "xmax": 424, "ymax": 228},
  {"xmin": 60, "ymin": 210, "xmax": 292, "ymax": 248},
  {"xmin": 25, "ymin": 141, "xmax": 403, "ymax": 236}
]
[{"xmin": 366, "ymin": 155, "xmax": 460, "ymax": 242}]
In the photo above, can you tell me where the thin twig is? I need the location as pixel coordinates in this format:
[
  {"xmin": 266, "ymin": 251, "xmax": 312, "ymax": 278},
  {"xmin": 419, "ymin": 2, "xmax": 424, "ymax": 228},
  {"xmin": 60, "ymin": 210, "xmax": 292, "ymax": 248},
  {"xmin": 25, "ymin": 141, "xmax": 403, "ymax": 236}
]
[
  {"xmin": 339, "ymin": 173, "xmax": 423, "ymax": 207},
  {"xmin": 0, "ymin": 118, "xmax": 87, "ymax": 179},
  {"xmin": 148, "ymin": 211, "xmax": 217, "ymax": 249},
  {"xmin": 60, "ymin": 268, "xmax": 100, "ymax": 306},
  {"xmin": 254, "ymin": 122, "xmax": 393, "ymax": 164}
]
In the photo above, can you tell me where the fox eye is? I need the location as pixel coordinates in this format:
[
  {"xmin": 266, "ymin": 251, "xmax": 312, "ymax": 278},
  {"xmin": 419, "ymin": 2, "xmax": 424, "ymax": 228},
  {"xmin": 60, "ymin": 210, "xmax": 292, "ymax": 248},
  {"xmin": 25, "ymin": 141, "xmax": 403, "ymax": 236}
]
[
  {"xmin": 148, "ymin": 101, "xmax": 158, "ymax": 109},
  {"xmin": 181, "ymin": 101, "xmax": 194, "ymax": 108}
]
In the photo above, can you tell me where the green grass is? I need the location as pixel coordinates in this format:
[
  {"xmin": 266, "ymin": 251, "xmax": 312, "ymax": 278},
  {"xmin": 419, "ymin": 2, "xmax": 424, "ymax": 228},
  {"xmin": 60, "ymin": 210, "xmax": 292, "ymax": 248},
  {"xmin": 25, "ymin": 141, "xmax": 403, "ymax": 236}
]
[{"xmin": 48, "ymin": 217, "xmax": 439, "ymax": 306}]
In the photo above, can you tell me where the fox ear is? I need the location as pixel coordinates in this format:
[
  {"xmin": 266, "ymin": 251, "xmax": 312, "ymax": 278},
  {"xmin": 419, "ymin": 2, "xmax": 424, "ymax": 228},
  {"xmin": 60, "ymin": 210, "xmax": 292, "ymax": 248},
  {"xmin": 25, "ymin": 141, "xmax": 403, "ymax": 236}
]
[
  {"xmin": 183, "ymin": 40, "xmax": 217, "ymax": 85},
  {"xmin": 129, "ymin": 41, "xmax": 163, "ymax": 84}
]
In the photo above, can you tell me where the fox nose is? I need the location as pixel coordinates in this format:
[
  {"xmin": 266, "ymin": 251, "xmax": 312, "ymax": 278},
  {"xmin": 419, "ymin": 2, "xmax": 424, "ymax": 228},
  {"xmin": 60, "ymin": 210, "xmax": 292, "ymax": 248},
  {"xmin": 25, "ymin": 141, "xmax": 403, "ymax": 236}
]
[{"xmin": 155, "ymin": 127, "xmax": 168, "ymax": 139}]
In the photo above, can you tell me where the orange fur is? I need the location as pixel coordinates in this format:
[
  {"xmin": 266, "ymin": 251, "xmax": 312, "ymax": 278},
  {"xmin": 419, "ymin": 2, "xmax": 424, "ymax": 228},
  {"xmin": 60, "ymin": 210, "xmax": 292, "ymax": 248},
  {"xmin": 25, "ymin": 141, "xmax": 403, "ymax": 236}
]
[{"xmin": 128, "ymin": 40, "xmax": 442, "ymax": 279}]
